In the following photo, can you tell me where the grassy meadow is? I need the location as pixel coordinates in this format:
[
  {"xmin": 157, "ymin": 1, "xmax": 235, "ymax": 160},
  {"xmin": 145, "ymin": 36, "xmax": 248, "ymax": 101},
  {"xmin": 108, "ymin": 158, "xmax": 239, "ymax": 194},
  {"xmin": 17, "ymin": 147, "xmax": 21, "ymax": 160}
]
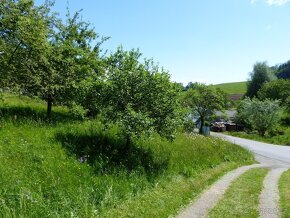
[
  {"xmin": 212, "ymin": 81, "xmax": 247, "ymax": 95},
  {"xmin": 0, "ymin": 94, "xmax": 254, "ymax": 217}
]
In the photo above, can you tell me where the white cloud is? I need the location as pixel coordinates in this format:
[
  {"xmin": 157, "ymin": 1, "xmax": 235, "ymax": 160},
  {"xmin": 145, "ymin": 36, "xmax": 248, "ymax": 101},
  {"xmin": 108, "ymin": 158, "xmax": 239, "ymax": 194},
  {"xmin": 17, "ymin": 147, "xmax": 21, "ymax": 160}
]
[{"xmin": 267, "ymin": 0, "xmax": 290, "ymax": 5}]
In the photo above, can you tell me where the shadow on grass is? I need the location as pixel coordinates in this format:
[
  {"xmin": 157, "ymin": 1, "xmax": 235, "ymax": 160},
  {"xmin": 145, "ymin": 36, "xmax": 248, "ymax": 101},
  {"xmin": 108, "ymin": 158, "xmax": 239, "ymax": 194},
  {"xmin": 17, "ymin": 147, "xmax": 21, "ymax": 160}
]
[
  {"xmin": 55, "ymin": 131, "xmax": 169, "ymax": 178},
  {"xmin": 0, "ymin": 106, "xmax": 79, "ymax": 123}
]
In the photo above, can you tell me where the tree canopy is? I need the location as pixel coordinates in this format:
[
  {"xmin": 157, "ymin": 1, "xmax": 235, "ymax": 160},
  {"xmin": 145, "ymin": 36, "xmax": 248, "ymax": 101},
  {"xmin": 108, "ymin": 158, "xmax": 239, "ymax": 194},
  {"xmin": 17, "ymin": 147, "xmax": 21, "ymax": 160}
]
[
  {"xmin": 181, "ymin": 84, "xmax": 227, "ymax": 134},
  {"xmin": 102, "ymin": 47, "xmax": 180, "ymax": 143},
  {"xmin": 245, "ymin": 62, "xmax": 276, "ymax": 98},
  {"xmin": 258, "ymin": 79, "xmax": 290, "ymax": 111},
  {"xmin": 276, "ymin": 60, "xmax": 290, "ymax": 80},
  {"xmin": 236, "ymin": 98, "xmax": 281, "ymax": 136},
  {"xmin": 0, "ymin": 0, "xmax": 105, "ymax": 118}
]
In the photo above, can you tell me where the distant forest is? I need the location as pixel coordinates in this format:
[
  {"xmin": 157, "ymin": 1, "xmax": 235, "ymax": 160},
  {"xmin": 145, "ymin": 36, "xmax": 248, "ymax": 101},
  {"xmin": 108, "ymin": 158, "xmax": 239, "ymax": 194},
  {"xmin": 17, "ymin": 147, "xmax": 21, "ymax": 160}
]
[{"xmin": 273, "ymin": 61, "xmax": 290, "ymax": 80}]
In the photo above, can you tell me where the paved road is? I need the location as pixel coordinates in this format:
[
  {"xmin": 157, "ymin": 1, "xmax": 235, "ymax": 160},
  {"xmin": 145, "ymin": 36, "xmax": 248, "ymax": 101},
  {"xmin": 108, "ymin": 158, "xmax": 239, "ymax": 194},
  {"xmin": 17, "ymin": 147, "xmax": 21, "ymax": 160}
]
[{"xmin": 211, "ymin": 132, "xmax": 290, "ymax": 167}]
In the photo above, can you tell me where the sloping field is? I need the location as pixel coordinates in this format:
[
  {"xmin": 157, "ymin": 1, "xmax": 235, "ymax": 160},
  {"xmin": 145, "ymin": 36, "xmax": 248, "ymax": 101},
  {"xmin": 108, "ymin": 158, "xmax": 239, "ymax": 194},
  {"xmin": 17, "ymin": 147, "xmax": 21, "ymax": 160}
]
[
  {"xmin": 213, "ymin": 82, "xmax": 247, "ymax": 95},
  {"xmin": 213, "ymin": 81, "xmax": 247, "ymax": 101}
]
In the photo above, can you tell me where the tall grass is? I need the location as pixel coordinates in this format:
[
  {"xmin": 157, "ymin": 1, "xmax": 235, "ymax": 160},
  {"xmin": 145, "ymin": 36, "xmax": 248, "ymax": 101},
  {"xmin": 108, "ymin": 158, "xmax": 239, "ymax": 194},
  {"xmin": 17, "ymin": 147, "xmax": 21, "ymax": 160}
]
[
  {"xmin": 279, "ymin": 170, "xmax": 290, "ymax": 218},
  {"xmin": 0, "ymin": 94, "xmax": 254, "ymax": 217}
]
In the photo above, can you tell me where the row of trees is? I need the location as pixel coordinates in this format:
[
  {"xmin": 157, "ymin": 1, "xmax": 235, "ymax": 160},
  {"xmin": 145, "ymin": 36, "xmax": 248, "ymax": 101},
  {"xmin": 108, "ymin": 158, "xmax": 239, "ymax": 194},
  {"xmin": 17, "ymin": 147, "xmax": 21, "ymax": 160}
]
[
  {"xmin": 0, "ymin": 1, "xmax": 235, "ymax": 141},
  {"xmin": 0, "ymin": 0, "xmax": 185, "ymax": 144},
  {"xmin": 245, "ymin": 61, "xmax": 290, "ymax": 110},
  {"xmin": 237, "ymin": 61, "xmax": 290, "ymax": 136}
]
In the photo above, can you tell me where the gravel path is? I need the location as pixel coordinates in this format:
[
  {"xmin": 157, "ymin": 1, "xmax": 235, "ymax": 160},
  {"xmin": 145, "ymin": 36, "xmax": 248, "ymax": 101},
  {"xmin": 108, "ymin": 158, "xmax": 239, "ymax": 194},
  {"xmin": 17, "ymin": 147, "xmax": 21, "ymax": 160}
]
[
  {"xmin": 177, "ymin": 133, "xmax": 290, "ymax": 218},
  {"xmin": 259, "ymin": 168, "xmax": 289, "ymax": 218},
  {"xmin": 177, "ymin": 164, "xmax": 263, "ymax": 218}
]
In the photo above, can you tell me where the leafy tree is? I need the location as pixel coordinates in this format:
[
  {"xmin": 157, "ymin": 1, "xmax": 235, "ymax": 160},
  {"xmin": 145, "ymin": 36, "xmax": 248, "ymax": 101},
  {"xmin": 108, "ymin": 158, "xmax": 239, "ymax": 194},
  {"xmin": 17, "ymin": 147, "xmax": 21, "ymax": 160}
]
[
  {"xmin": 103, "ymin": 47, "xmax": 180, "ymax": 144},
  {"xmin": 245, "ymin": 62, "xmax": 276, "ymax": 98},
  {"xmin": 236, "ymin": 98, "xmax": 281, "ymax": 136},
  {"xmin": 276, "ymin": 60, "xmax": 290, "ymax": 80},
  {"xmin": 181, "ymin": 84, "xmax": 227, "ymax": 134},
  {"xmin": 41, "ymin": 10, "xmax": 104, "ymax": 118},
  {"xmin": 184, "ymin": 81, "xmax": 199, "ymax": 91},
  {"xmin": 0, "ymin": 0, "xmax": 105, "ymax": 119},
  {"xmin": 258, "ymin": 79, "xmax": 290, "ymax": 108},
  {"xmin": 0, "ymin": 0, "xmax": 52, "ymax": 91}
]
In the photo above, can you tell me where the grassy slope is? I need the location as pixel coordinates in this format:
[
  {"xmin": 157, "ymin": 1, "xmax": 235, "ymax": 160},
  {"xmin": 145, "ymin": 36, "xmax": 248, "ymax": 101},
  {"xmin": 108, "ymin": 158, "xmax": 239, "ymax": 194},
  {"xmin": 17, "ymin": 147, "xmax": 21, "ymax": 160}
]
[
  {"xmin": 279, "ymin": 170, "xmax": 290, "ymax": 218},
  {"xmin": 209, "ymin": 168, "xmax": 268, "ymax": 218},
  {"xmin": 225, "ymin": 129, "xmax": 290, "ymax": 146},
  {"xmin": 213, "ymin": 81, "xmax": 247, "ymax": 95},
  {"xmin": 0, "ymin": 94, "xmax": 254, "ymax": 217}
]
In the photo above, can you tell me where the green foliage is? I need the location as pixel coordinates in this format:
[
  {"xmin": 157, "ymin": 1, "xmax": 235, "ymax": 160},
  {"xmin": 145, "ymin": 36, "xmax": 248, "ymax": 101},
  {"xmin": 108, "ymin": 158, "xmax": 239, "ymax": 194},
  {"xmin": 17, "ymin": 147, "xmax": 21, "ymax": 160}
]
[
  {"xmin": 0, "ymin": 0, "xmax": 105, "ymax": 118},
  {"xmin": 0, "ymin": 0, "xmax": 52, "ymax": 89},
  {"xmin": 276, "ymin": 60, "xmax": 290, "ymax": 80},
  {"xmin": 245, "ymin": 62, "xmax": 276, "ymax": 98},
  {"xmin": 258, "ymin": 79, "xmax": 290, "ymax": 111},
  {"xmin": 0, "ymin": 95, "xmax": 254, "ymax": 216},
  {"xmin": 182, "ymin": 116, "xmax": 196, "ymax": 133},
  {"xmin": 181, "ymin": 84, "xmax": 227, "ymax": 134},
  {"xmin": 68, "ymin": 102, "xmax": 88, "ymax": 120},
  {"xmin": 184, "ymin": 81, "xmax": 199, "ymax": 91},
  {"xmin": 103, "ymin": 47, "xmax": 180, "ymax": 141},
  {"xmin": 236, "ymin": 98, "xmax": 281, "ymax": 136}
]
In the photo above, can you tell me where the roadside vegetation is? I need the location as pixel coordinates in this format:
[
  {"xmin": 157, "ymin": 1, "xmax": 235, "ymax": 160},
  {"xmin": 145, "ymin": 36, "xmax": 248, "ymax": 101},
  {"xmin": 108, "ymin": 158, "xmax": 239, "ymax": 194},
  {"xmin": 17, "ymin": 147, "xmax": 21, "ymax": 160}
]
[
  {"xmin": 226, "ymin": 128, "xmax": 290, "ymax": 146},
  {"xmin": 0, "ymin": 94, "xmax": 254, "ymax": 217},
  {"xmin": 1, "ymin": 1, "xmax": 288, "ymax": 216},
  {"xmin": 223, "ymin": 62, "xmax": 290, "ymax": 146},
  {"xmin": 279, "ymin": 170, "xmax": 290, "ymax": 218},
  {"xmin": 209, "ymin": 168, "xmax": 268, "ymax": 218}
]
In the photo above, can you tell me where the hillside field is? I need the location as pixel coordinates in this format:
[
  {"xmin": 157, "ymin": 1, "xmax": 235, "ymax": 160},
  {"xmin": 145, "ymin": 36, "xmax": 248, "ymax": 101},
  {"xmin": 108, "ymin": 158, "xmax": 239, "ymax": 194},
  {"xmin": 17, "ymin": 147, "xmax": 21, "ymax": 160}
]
[{"xmin": 213, "ymin": 82, "xmax": 247, "ymax": 100}]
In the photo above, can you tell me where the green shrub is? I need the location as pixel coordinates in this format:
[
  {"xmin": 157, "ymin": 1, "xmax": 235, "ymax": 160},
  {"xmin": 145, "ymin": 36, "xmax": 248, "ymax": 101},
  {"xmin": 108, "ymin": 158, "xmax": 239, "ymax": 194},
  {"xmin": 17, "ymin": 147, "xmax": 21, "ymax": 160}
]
[
  {"xmin": 68, "ymin": 103, "xmax": 88, "ymax": 120},
  {"xmin": 236, "ymin": 98, "xmax": 281, "ymax": 136},
  {"xmin": 182, "ymin": 117, "xmax": 195, "ymax": 133}
]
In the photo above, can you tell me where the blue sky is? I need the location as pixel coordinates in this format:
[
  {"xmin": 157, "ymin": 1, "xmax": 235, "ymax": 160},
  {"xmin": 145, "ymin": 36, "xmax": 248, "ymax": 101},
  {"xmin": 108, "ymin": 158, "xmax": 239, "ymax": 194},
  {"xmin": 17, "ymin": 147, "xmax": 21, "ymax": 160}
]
[{"xmin": 36, "ymin": 0, "xmax": 290, "ymax": 85}]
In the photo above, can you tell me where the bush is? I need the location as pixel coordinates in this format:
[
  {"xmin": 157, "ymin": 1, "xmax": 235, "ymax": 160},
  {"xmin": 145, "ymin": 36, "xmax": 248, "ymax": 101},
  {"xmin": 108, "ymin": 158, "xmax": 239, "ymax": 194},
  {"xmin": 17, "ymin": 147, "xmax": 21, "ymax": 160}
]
[
  {"xmin": 258, "ymin": 79, "xmax": 290, "ymax": 108},
  {"xmin": 68, "ymin": 103, "xmax": 88, "ymax": 120},
  {"xmin": 236, "ymin": 98, "xmax": 281, "ymax": 136},
  {"xmin": 268, "ymin": 126, "xmax": 285, "ymax": 136}
]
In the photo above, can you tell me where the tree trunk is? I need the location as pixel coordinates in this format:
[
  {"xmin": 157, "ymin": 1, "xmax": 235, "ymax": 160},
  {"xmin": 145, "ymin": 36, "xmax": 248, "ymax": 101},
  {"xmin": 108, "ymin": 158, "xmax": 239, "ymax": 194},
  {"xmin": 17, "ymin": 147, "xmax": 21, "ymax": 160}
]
[
  {"xmin": 199, "ymin": 116, "xmax": 204, "ymax": 134},
  {"xmin": 47, "ymin": 93, "xmax": 53, "ymax": 120}
]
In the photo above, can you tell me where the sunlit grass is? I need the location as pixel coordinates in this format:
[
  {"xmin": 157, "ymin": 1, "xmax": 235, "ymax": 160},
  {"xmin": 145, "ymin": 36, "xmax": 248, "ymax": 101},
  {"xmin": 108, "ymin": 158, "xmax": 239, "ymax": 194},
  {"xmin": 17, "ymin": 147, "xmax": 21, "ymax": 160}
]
[
  {"xmin": 279, "ymin": 170, "xmax": 290, "ymax": 218},
  {"xmin": 212, "ymin": 81, "xmax": 247, "ymax": 95},
  {"xmin": 0, "ymin": 94, "xmax": 255, "ymax": 217},
  {"xmin": 209, "ymin": 168, "xmax": 268, "ymax": 218}
]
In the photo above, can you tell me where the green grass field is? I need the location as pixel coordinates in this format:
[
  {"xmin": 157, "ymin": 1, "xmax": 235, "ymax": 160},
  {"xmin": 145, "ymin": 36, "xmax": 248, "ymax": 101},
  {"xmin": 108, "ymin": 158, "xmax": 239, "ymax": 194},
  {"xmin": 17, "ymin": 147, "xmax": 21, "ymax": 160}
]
[
  {"xmin": 279, "ymin": 170, "xmax": 290, "ymax": 218},
  {"xmin": 213, "ymin": 81, "xmax": 247, "ymax": 95},
  {"xmin": 0, "ymin": 93, "xmax": 254, "ymax": 217}
]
